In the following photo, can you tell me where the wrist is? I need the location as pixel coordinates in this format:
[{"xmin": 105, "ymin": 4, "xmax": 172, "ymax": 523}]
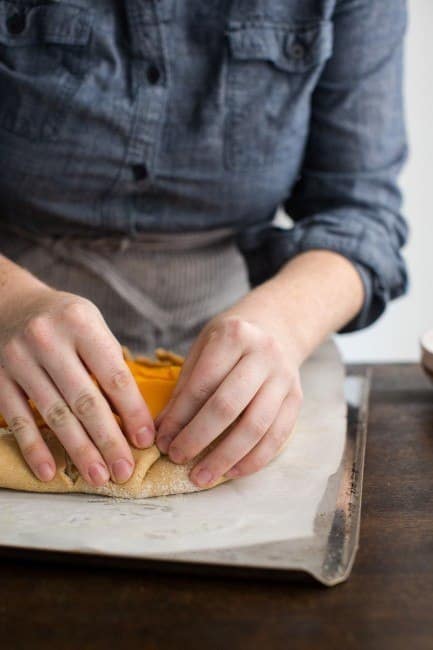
[
  {"xmin": 228, "ymin": 249, "xmax": 364, "ymax": 366},
  {"xmin": 0, "ymin": 255, "xmax": 50, "ymax": 308}
]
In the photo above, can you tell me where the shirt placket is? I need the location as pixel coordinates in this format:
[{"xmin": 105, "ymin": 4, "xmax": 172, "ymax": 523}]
[{"xmin": 108, "ymin": 0, "xmax": 172, "ymax": 232}]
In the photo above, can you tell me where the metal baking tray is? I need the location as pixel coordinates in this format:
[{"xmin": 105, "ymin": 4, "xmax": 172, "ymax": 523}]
[{"xmin": 0, "ymin": 370, "xmax": 370, "ymax": 586}]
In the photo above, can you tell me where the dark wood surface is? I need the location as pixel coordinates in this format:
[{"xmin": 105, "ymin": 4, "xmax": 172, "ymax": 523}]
[{"xmin": 0, "ymin": 364, "xmax": 432, "ymax": 650}]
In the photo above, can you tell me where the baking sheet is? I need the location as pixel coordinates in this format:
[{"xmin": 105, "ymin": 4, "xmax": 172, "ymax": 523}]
[{"xmin": 0, "ymin": 339, "xmax": 369, "ymax": 585}]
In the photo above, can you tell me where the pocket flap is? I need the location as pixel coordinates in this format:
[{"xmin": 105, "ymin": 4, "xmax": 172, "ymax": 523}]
[
  {"xmin": 0, "ymin": 1, "xmax": 91, "ymax": 46},
  {"xmin": 225, "ymin": 20, "xmax": 333, "ymax": 73}
]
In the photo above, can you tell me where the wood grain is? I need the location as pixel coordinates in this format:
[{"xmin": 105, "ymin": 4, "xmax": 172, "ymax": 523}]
[{"xmin": 0, "ymin": 364, "xmax": 432, "ymax": 650}]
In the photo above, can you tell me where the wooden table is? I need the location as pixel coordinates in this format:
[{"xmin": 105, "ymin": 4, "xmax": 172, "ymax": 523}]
[{"xmin": 0, "ymin": 364, "xmax": 432, "ymax": 649}]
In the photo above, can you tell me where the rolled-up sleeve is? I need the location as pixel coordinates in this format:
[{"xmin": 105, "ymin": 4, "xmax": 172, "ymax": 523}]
[
  {"xmin": 287, "ymin": 0, "xmax": 409, "ymax": 332},
  {"xmin": 238, "ymin": 0, "xmax": 409, "ymax": 333}
]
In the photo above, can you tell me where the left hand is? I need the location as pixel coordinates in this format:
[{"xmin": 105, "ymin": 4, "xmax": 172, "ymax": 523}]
[{"xmin": 154, "ymin": 303, "xmax": 303, "ymax": 488}]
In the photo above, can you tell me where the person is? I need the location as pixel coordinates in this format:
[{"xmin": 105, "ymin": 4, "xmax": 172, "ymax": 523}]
[{"xmin": 0, "ymin": 1, "xmax": 408, "ymax": 491}]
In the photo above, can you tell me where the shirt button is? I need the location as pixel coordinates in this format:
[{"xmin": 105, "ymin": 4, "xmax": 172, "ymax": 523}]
[
  {"xmin": 147, "ymin": 64, "xmax": 161, "ymax": 85},
  {"xmin": 7, "ymin": 12, "xmax": 27, "ymax": 35},
  {"xmin": 132, "ymin": 164, "xmax": 148, "ymax": 181},
  {"xmin": 290, "ymin": 42, "xmax": 305, "ymax": 60}
]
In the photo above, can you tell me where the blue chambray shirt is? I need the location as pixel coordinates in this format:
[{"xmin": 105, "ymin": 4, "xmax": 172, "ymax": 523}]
[{"xmin": 0, "ymin": 0, "xmax": 409, "ymax": 332}]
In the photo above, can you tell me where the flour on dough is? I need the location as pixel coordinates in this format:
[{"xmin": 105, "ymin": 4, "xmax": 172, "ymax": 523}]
[{"xmin": 0, "ymin": 426, "xmax": 228, "ymax": 499}]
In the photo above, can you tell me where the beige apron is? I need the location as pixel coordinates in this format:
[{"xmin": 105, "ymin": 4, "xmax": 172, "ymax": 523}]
[{"xmin": 0, "ymin": 223, "xmax": 251, "ymax": 357}]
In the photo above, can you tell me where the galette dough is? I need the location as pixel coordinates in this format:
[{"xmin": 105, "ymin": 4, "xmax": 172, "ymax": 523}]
[
  {"xmin": 0, "ymin": 345, "xmax": 231, "ymax": 499},
  {"xmin": 0, "ymin": 425, "xmax": 229, "ymax": 498}
]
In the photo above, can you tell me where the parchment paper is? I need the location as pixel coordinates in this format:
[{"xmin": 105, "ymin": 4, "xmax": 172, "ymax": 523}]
[{"xmin": 0, "ymin": 338, "xmax": 347, "ymax": 559}]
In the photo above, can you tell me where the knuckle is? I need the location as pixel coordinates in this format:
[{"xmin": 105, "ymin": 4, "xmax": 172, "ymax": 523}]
[
  {"xmin": 21, "ymin": 440, "xmax": 43, "ymax": 459},
  {"xmin": 222, "ymin": 316, "xmax": 246, "ymax": 342},
  {"xmin": 109, "ymin": 368, "xmax": 131, "ymax": 391},
  {"xmin": 74, "ymin": 391, "xmax": 98, "ymax": 418},
  {"xmin": 90, "ymin": 428, "xmax": 111, "ymax": 448},
  {"xmin": 72, "ymin": 442, "xmax": 96, "ymax": 463},
  {"xmin": 243, "ymin": 413, "xmax": 270, "ymax": 439},
  {"xmin": 45, "ymin": 400, "xmax": 71, "ymax": 429},
  {"xmin": 8, "ymin": 415, "xmax": 32, "ymax": 438},
  {"xmin": 2, "ymin": 339, "xmax": 24, "ymax": 365},
  {"xmin": 63, "ymin": 300, "xmax": 92, "ymax": 329},
  {"xmin": 24, "ymin": 316, "xmax": 52, "ymax": 347},
  {"xmin": 203, "ymin": 323, "xmax": 219, "ymax": 342},
  {"xmin": 188, "ymin": 380, "xmax": 212, "ymax": 405},
  {"xmin": 98, "ymin": 435, "xmax": 118, "ymax": 454},
  {"xmin": 127, "ymin": 403, "xmax": 151, "ymax": 423},
  {"xmin": 262, "ymin": 333, "xmax": 281, "ymax": 356},
  {"xmin": 277, "ymin": 364, "xmax": 300, "ymax": 392},
  {"xmin": 211, "ymin": 392, "xmax": 237, "ymax": 421},
  {"xmin": 209, "ymin": 451, "xmax": 233, "ymax": 473}
]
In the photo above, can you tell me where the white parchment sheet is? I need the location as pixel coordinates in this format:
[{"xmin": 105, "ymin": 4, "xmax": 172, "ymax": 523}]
[{"xmin": 0, "ymin": 338, "xmax": 347, "ymax": 558}]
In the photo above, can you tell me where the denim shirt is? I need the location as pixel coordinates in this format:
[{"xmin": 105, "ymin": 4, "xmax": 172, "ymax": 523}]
[{"xmin": 0, "ymin": 0, "xmax": 409, "ymax": 332}]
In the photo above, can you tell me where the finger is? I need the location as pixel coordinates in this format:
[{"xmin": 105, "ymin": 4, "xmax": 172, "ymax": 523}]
[
  {"xmin": 34, "ymin": 342, "xmax": 137, "ymax": 483},
  {"xmin": 156, "ymin": 318, "xmax": 258, "ymax": 453},
  {"xmin": 7, "ymin": 348, "xmax": 113, "ymax": 487},
  {"xmin": 188, "ymin": 377, "xmax": 288, "ymax": 487},
  {"xmin": 0, "ymin": 366, "xmax": 56, "ymax": 482},
  {"xmin": 154, "ymin": 326, "xmax": 209, "ymax": 428},
  {"xmin": 224, "ymin": 392, "xmax": 301, "ymax": 479},
  {"xmin": 167, "ymin": 350, "xmax": 271, "ymax": 464},
  {"xmin": 71, "ymin": 308, "xmax": 156, "ymax": 447}
]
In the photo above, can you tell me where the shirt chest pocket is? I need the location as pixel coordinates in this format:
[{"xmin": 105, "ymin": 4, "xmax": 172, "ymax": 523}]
[
  {"xmin": 223, "ymin": 20, "xmax": 333, "ymax": 171},
  {"xmin": 0, "ymin": 1, "xmax": 92, "ymax": 140}
]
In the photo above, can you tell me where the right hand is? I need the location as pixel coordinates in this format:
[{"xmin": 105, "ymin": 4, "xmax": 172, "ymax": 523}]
[{"xmin": 0, "ymin": 276, "xmax": 156, "ymax": 487}]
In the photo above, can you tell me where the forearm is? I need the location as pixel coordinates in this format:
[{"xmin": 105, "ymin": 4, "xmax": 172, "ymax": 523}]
[
  {"xmin": 0, "ymin": 254, "xmax": 48, "ymax": 306},
  {"xmin": 228, "ymin": 250, "xmax": 364, "ymax": 365}
]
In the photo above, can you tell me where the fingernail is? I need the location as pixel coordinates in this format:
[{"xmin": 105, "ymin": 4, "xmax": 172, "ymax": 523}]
[
  {"xmin": 169, "ymin": 446, "xmax": 186, "ymax": 464},
  {"xmin": 226, "ymin": 466, "xmax": 240, "ymax": 478},
  {"xmin": 194, "ymin": 468, "xmax": 213, "ymax": 487},
  {"xmin": 112, "ymin": 458, "xmax": 133, "ymax": 483},
  {"xmin": 157, "ymin": 435, "xmax": 173, "ymax": 454},
  {"xmin": 136, "ymin": 426, "xmax": 154, "ymax": 448},
  {"xmin": 37, "ymin": 462, "xmax": 55, "ymax": 482},
  {"xmin": 88, "ymin": 462, "xmax": 110, "ymax": 486}
]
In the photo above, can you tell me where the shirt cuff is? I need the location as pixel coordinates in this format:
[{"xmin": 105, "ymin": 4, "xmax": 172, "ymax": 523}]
[
  {"xmin": 234, "ymin": 218, "xmax": 408, "ymax": 333},
  {"xmin": 337, "ymin": 261, "xmax": 378, "ymax": 334}
]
